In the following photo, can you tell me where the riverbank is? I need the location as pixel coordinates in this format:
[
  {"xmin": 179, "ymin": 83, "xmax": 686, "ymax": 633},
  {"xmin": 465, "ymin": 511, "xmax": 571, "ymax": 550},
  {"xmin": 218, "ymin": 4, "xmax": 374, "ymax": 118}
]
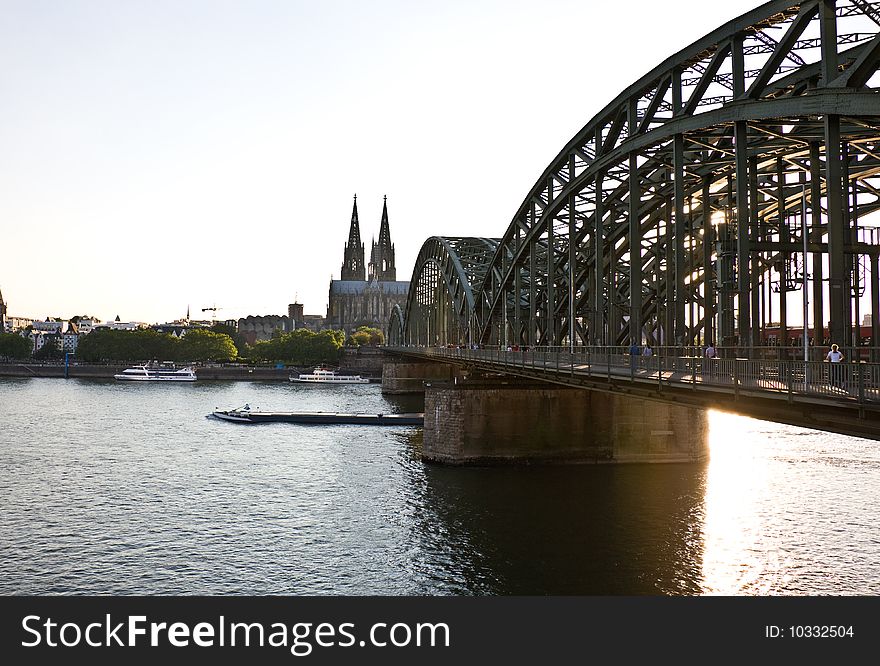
[
  {"xmin": 0, "ymin": 363, "xmax": 282, "ymax": 380},
  {"xmin": 0, "ymin": 347, "xmax": 385, "ymax": 382},
  {"xmin": 0, "ymin": 347, "xmax": 388, "ymax": 381},
  {"xmin": 0, "ymin": 363, "xmax": 381, "ymax": 381}
]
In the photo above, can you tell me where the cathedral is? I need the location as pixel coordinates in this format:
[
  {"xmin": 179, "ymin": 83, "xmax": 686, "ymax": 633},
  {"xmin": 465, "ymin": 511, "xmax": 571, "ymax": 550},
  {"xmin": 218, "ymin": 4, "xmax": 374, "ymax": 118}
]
[{"xmin": 327, "ymin": 196, "xmax": 409, "ymax": 337}]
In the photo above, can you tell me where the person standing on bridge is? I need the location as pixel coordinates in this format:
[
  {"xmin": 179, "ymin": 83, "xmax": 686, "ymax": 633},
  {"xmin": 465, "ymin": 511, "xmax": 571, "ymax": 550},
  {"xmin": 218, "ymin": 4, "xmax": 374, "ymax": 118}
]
[
  {"xmin": 630, "ymin": 341, "xmax": 640, "ymax": 374},
  {"xmin": 825, "ymin": 344, "xmax": 845, "ymax": 389},
  {"xmin": 642, "ymin": 344, "xmax": 653, "ymax": 371},
  {"xmin": 704, "ymin": 342, "xmax": 717, "ymax": 379}
]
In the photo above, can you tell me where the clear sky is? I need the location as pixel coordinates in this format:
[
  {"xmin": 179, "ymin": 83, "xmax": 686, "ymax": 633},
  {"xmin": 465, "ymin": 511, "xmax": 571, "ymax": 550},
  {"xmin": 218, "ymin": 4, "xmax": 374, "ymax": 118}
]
[{"xmin": 1, "ymin": 0, "xmax": 763, "ymax": 324}]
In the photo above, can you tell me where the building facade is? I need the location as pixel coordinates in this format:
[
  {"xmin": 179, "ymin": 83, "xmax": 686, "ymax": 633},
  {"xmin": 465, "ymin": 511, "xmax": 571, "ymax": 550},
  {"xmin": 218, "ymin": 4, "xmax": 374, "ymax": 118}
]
[
  {"xmin": 237, "ymin": 314, "xmax": 292, "ymax": 345},
  {"xmin": 62, "ymin": 323, "xmax": 80, "ymax": 354},
  {"xmin": 327, "ymin": 196, "xmax": 409, "ymax": 337},
  {"xmin": 5, "ymin": 316, "xmax": 34, "ymax": 333},
  {"xmin": 73, "ymin": 317, "xmax": 98, "ymax": 334},
  {"xmin": 32, "ymin": 319, "xmax": 65, "ymax": 334},
  {"xmin": 288, "ymin": 303, "xmax": 326, "ymax": 332}
]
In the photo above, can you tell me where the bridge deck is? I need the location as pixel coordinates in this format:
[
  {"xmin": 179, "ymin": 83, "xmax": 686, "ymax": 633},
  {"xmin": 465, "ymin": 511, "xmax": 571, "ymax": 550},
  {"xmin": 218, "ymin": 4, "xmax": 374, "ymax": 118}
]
[{"xmin": 388, "ymin": 346, "xmax": 880, "ymax": 441}]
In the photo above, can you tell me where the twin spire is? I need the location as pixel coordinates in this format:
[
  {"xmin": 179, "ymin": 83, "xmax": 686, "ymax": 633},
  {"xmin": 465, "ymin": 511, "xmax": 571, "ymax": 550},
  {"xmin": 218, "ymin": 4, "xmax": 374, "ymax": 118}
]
[
  {"xmin": 377, "ymin": 195, "xmax": 391, "ymax": 248},
  {"xmin": 346, "ymin": 195, "xmax": 362, "ymax": 251},
  {"xmin": 341, "ymin": 195, "xmax": 396, "ymax": 282},
  {"xmin": 341, "ymin": 195, "xmax": 365, "ymax": 280}
]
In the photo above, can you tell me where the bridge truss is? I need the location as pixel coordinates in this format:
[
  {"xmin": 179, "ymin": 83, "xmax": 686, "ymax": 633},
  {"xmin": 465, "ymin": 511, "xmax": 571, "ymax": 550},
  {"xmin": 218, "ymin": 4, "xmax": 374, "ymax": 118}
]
[
  {"xmin": 391, "ymin": 0, "xmax": 880, "ymax": 351},
  {"xmin": 389, "ymin": 237, "xmax": 503, "ymax": 346}
]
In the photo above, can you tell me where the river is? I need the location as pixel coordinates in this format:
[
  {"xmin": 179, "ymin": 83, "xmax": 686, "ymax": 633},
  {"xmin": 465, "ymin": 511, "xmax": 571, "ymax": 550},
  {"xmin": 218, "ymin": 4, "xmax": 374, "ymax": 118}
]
[{"xmin": 0, "ymin": 377, "xmax": 877, "ymax": 595}]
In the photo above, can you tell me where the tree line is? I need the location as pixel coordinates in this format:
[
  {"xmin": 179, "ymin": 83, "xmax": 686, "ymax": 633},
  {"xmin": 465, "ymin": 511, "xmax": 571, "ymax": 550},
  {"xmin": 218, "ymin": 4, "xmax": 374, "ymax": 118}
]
[
  {"xmin": 249, "ymin": 329, "xmax": 345, "ymax": 365},
  {"xmin": 0, "ymin": 324, "xmax": 385, "ymax": 364},
  {"xmin": 0, "ymin": 333, "xmax": 33, "ymax": 360},
  {"xmin": 75, "ymin": 328, "xmax": 238, "ymax": 362}
]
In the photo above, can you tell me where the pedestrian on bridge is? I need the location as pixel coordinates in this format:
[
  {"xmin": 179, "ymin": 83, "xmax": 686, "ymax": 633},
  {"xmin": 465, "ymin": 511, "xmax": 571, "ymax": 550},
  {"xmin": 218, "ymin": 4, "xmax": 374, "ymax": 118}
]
[
  {"xmin": 704, "ymin": 342, "xmax": 717, "ymax": 379},
  {"xmin": 630, "ymin": 341, "xmax": 640, "ymax": 373},
  {"xmin": 825, "ymin": 344, "xmax": 845, "ymax": 389},
  {"xmin": 642, "ymin": 344, "xmax": 653, "ymax": 371}
]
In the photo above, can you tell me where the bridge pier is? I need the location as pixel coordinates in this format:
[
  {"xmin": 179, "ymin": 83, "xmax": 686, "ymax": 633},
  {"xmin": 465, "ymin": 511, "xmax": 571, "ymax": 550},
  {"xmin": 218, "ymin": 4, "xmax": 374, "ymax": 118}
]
[
  {"xmin": 423, "ymin": 380, "xmax": 708, "ymax": 465},
  {"xmin": 381, "ymin": 360, "xmax": 460, "ymax": 394}
]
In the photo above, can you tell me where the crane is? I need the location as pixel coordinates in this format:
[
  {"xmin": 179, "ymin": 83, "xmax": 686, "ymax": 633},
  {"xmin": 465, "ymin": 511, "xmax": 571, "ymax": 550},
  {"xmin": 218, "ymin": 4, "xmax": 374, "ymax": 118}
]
[
  {"xmin": 201, "ymin": 305, "xmax": 223, "ymax": 322},
  {"xmin": 201, "ymin": 304, "xmax": 245, "ymax": 324}
]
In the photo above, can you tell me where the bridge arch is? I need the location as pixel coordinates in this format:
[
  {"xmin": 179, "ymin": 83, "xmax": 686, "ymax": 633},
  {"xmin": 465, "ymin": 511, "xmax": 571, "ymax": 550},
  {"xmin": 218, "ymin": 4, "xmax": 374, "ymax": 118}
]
[
  {"xmin": 388, "ymin": 304, "xmax": 406, "ymax": 346},
  {"xmin": 469, "ymin": 0, "xmax": 880, "ymax": 350},
  {"xmin": 393, "ymin": 1, "xmax": 880, "ymax": 352},
  {"xmin": 392, "ymin": 237, "xmax": 502, "ymax": 346}
]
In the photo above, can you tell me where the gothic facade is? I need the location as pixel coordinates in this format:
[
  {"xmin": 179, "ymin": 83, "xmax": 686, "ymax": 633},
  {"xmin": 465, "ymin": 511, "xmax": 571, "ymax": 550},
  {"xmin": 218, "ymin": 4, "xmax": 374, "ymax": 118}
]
[{"xmin": 328, "ymin": 196, "xmax": 409, "ymax": 337}]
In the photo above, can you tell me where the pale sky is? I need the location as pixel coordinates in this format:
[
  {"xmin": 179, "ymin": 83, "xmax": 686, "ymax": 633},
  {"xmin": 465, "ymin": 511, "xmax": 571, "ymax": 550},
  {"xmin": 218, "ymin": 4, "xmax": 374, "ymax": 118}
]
[{"xmin": 1, "ymin": 0, "xmax": 763, "ymax": 324}]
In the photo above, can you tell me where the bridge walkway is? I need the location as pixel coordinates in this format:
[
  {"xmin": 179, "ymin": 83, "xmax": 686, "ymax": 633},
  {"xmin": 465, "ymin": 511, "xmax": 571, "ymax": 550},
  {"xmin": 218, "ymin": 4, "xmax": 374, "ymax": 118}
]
[{"xmin": 387, "ymin": 346, "xmax": 880, "ymax": 440}]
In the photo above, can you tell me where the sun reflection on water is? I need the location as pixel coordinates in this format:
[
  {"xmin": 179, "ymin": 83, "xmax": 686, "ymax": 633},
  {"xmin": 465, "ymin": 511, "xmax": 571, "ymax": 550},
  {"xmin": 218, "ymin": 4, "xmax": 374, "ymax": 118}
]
[{"xmin": 701, "ymin": 409, "xmax": 794, "ymax": 595}]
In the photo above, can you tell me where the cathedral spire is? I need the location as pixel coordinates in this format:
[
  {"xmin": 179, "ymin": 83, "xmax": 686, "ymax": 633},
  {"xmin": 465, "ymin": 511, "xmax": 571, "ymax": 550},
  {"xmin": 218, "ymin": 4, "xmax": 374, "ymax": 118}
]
[
  {"xmin": 377, "ymin": 195, "xmax": 391, "ymax": 248},
  {"xmin": 369, "ymin": 195, "xmax": 396, "ymax": 281},
  {"xmin": 341, "ymin": 194, "xmax": 365, "ymax": 280},
  {"xmin": 348, "ymin": 194, "xmax": 362, "ymax": 248}
]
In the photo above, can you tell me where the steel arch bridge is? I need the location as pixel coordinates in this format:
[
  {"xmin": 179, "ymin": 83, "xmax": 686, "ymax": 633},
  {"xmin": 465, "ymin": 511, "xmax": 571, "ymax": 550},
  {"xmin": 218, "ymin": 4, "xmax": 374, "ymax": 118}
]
[
  {"xmin": 389, "ymin": 237, "xmax": 504, "ymax": 346},
  {"xmin": 390, "ymin": 0, "xmax": 880, "ymax": 351}
]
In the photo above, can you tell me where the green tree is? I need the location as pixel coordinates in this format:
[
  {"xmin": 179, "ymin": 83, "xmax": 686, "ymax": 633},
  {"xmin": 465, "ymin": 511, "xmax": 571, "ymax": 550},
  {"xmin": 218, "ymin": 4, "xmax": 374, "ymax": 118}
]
[
  {"xmin": 348, "ymin": 326, "xmax": 384, "ymax": 347},
  {"xmin": 75, "ymin": 329, "xmax": 178, "ymax": 362},
  {"xmin": 249, "ymin": 329, "xmax": 343, "ymax": 365},
  {"xmin": 210, "ymin": 322, "xmax": 248, "ymax": 355},
  {"xmin": 327, "ymin": 329, "xmax": 346, "ymax": 347},
  {"xmin": 33, "ymin": 335, "xmax": 64, "ymax": 360},
  {"xmin": 177, "ymin": 329, "xmax": 237, "ymax": 362},
  {"xmin": 248, "ymin": 340, "xmax": 270, "ymax": 361},
  {"xmin": 0, "ymin": 333, "xmax": 33, "ymax": 360},
  {"xmin": 303, "ymin": 330, "xmax": 345, "ymax": 364}
]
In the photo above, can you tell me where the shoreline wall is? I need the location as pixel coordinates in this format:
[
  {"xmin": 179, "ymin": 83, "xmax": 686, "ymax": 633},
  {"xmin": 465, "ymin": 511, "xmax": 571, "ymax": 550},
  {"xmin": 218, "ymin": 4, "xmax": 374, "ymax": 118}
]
[
  {"xmin": 0, "ymin": 346, "xmax": 388, "ymax": 381},
  {"xmin": 0, "ymin": 363, "xmax": 292, "ymax": 381}
]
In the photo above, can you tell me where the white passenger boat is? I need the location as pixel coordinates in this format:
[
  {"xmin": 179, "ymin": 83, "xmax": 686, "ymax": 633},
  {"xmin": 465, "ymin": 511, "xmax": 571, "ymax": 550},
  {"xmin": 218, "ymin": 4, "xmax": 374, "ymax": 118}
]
[
  {"xmin": 290, "ymin": 366, "xmax": 370, "ymax": 384},
  {"xmin": 114, "ymin": 363, "xmax": 197, "ymax": 381}
]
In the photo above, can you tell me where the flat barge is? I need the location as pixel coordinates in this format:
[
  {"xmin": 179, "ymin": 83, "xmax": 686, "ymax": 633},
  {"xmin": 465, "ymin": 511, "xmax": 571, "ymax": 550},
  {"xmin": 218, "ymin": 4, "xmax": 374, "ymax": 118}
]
[{"xmin": 210, "ymin": 408, "xmax": 423, "ymax": 425}]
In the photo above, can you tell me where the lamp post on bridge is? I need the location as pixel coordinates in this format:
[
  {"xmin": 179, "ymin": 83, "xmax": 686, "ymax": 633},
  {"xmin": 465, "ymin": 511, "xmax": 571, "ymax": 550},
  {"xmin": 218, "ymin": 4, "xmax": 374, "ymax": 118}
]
[{"xmin": 801, "ymin": 184, "xmax": 809, "ymax": 365}]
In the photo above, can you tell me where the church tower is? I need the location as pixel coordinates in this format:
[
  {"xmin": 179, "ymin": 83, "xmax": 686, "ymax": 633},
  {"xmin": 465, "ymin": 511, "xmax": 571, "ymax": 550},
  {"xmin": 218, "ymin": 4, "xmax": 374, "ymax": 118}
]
[
  {"xmin": 340, "ymin": 195, "xmax": 365, "ymax": 281},
  {"xmin": 328, "ymin": 193, "xmax": 408, "ymax": 336},
  {"xmin": 369, "ymin": 196, "xmax": 396, "ymax": 281},
  {"xmin": 0, "ymin": 286, "xmax": 6, "ymax": 332}
]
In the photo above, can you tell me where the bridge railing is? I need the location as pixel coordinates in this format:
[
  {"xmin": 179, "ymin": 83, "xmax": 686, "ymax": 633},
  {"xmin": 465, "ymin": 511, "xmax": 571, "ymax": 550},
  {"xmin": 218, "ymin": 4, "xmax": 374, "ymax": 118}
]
[{"xmin": 392, "ymin": 345, "xmax": 880, "ymax": 407}]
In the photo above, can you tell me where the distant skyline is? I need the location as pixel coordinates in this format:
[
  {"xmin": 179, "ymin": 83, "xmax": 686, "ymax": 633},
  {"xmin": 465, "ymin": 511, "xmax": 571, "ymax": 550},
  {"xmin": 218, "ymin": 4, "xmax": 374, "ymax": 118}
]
[{"xmin": 2, "ymin": 0, "xmax": 768, "ymax": 323}]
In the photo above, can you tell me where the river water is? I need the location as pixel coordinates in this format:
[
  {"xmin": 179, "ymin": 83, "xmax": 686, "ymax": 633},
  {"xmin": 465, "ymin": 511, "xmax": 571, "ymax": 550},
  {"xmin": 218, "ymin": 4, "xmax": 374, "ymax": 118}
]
[{"xmin": 0, "ymin": 377, "xmax": 877, "ymax": 595}]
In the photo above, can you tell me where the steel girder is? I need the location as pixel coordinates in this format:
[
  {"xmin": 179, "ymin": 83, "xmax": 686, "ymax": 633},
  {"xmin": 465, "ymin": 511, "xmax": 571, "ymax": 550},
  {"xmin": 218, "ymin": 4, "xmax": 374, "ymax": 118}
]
[
  {"xmin": 469, "ymin": 0, "xmax": 880, "ymax": 350},
  {"xmin": 390, "ymin": 237, "xmax": 501, "ymax": 346}
]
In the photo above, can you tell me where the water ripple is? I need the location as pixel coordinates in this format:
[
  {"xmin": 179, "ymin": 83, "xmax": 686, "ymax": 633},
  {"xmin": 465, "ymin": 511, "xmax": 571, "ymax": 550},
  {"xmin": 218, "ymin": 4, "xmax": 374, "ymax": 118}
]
[{"xmin": 1, "ymin": 380, "xmax": 879, "ymax": 594}]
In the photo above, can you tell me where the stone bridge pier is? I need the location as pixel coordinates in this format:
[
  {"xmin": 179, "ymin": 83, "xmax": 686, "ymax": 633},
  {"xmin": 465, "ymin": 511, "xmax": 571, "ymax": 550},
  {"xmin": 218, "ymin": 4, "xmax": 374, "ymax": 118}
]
[
  {"xmin": 423, "ymin": 378, "xmax": 708, "ymax": 465},
  {"xmin": 382, "ymin": 361, "xmax": 708, "ymax": 465},
  {"xmin": 381, "ymin": 359, "xmax": 461, "ymax": 394}
]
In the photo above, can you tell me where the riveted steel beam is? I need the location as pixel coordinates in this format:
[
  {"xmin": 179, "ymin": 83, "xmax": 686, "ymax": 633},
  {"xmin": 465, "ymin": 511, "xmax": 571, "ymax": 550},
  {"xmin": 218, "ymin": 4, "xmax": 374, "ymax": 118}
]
[{"xmin": 396, "ymin": 1, "xmax": 880, "ymax": 355}]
